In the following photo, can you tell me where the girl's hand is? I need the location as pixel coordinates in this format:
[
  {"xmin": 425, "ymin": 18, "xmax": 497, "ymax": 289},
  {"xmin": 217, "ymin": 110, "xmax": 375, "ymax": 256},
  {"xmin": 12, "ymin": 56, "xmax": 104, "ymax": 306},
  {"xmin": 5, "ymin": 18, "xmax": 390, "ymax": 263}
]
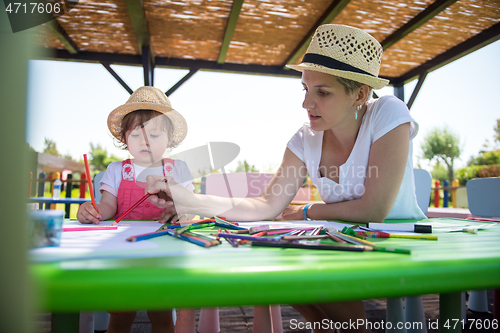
[
  {"xmin": 146, "ymin": 175, "xmax": 193, "ymax": 215},
  {"xmin": 77, "ymin": 202, "xmax": 103, "ymax": 224},
  {"xmin": 280, "ymin": 204, "xmax": 307, "ymax": 221}
]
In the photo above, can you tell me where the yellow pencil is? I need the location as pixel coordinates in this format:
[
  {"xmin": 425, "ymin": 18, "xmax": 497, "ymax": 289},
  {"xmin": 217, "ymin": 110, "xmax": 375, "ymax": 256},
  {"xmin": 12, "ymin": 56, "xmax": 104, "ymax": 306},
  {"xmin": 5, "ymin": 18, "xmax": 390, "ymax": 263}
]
[{"xmin": 389, "ymin": 234, "xmax": 438, "ymax": 240}]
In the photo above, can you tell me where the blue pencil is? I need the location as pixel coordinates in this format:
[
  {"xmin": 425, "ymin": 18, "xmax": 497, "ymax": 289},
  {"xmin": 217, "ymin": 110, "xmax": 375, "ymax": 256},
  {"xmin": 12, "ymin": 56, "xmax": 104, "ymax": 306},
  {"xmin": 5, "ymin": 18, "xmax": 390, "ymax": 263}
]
[
  {"xmin": 166, "ymin": 229, "xmax": 212, "ymax": 247},
  {"xmin": 126, "ymin": 229, "xmax": 170, "ymax": 242}
]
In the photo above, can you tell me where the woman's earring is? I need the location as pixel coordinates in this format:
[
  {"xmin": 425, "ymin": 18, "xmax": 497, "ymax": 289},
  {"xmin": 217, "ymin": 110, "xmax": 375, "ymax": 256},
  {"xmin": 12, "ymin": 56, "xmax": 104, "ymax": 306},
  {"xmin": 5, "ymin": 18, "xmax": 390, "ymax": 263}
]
[{"xmin": 355, "ymin": 105, "xmax": 362, "ymax": 120}]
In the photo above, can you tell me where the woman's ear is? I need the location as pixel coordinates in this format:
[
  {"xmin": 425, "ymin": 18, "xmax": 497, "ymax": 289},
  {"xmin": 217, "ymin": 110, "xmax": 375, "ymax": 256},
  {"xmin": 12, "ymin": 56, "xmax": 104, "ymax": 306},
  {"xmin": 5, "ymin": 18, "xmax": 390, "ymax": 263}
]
[{"xmin": 357, "ymin": 84, "xmax": 370, "ymax": 104}]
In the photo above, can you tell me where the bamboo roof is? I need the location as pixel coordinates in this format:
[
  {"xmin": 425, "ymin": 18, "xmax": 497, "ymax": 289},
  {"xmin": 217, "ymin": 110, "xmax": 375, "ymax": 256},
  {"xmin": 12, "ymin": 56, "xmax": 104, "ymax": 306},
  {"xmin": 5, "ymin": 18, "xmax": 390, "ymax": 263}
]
[{"xmin": 34, "ymin": 0, "xmax": 500, "ymax": 87}]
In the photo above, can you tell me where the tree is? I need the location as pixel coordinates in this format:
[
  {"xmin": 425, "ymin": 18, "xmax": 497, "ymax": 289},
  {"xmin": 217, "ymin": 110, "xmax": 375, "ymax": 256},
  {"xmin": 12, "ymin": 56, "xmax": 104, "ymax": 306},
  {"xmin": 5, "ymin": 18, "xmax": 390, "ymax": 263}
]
[
  {"xmin": 43, "ymin": 138, "xmax": 59, "ymax": 156},
  {"xmin": 232, "ymin": 160, "xmax": 259, "ymax": 173},
  {"xmin": 421, "ymin": 127, "xmax": 461, "ymax": 184},
  {"xmin": 88, "ymin": 143, "xmax": 121, "ymax": 172},
  {"xmin": 494, "ymin": 119, "xmax": 500, "ymax": 147}
]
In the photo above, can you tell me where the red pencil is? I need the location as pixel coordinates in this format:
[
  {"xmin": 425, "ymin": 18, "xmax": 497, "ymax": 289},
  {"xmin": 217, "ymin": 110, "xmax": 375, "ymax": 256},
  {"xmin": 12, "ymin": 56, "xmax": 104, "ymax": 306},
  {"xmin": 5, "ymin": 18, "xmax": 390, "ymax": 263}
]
[
  {"xmin": 83, "ymin": 154, "xmax": 97, "ymax": 211},
  {"xmin": 112, "ymin": 178, "xmax": 168, "ymax": 226},
  {"xmin": 112, "ymin": 192, "xmax": 152, "ymax": 226}
]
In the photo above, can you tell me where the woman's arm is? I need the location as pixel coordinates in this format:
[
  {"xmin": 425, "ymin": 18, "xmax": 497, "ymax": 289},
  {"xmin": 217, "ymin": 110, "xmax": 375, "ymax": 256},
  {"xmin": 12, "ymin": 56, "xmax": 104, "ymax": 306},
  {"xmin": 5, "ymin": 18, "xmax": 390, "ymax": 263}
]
[
  {"xmin": 296, "ymin": 123, "xmax": 411, "ymax": 223},
  {"xmin": 147, "ymin": 148, "xmax": 307, "ymax": 221}
]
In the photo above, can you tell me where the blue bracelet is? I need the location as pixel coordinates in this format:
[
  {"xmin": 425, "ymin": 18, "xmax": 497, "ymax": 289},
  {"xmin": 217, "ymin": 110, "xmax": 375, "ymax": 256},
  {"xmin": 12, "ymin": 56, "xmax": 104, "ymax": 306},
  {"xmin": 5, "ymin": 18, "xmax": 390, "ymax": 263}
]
[{"xmin": 303, "ymin": 203, "xmax": 312, "ymax": 221}]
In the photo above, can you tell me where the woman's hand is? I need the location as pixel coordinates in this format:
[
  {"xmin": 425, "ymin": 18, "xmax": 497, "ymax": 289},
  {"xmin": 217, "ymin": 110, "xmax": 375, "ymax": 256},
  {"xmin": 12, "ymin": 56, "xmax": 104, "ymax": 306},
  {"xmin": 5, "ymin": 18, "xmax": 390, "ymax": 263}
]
[
  {"xmin": 280, "ymin": 204, "xmax": 307, "ymax": 220},
  {"xmin": 146, "ymin": 175, "xmax": 193, "ymax": 215},
  {"xmin": 77, "ymin": 202, "xmax": 103, "ymax": 224}
]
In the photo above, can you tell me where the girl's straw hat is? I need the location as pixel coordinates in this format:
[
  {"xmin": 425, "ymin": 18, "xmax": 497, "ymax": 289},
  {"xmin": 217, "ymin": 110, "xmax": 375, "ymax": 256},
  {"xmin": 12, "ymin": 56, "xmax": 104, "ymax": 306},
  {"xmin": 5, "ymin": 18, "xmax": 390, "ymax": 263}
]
[
  {"xmin": 107, "ymin": 86, "xmax": 187, "ymax": 146},
  {"xmin": 287, "ymin": 24, "xmax": 389, "ymax": 89}
]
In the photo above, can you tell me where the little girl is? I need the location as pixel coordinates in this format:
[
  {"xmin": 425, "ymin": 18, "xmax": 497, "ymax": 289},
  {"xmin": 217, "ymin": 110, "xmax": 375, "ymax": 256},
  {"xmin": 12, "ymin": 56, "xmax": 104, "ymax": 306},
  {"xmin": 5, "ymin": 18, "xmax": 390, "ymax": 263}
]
[{"xmin": 77, "ymin": 86, "xmax": 196, "ymax": 333}]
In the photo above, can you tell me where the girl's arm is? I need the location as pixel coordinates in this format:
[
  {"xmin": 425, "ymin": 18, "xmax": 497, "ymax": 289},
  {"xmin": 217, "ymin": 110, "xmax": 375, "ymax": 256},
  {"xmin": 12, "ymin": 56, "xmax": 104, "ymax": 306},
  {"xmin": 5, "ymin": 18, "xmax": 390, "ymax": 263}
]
[
  {"xmin": 297, "ymin": 122, "xmax": 411, "ymax": 223},
  {"xmin": 147, "ymin": 148, "xmax": 307, "ymax": 221}
]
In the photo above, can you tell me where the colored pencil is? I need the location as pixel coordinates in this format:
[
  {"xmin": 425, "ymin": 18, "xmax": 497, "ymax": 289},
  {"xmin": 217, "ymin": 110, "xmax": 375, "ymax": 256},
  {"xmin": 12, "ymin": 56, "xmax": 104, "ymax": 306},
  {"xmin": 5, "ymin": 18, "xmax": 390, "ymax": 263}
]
[
  {"xmin": 282, "ymin": 235, "xmax": 328, "ymax": 240},
  {"xmin": 266, "ymin": 227, "xmax": 316, "ymax": 236},
  {"xmin": 326, "ymin": 232, "xmax": 347, "ymax": 243},
  {"xmin": 174, "ymin": 231, "xmax": 212, "ymax": 248},
  {"xmin": 113, "ymin": 179, "xmax": 169, "ymax": 226},
  {"xmin": 249, "ymin": 241, "xmax": 367, "ymax": 252},
  {"xmin": 112, "ymin": 192, "xmax": 152, "ymax": 226},
  {"xmin": 83, "ymin": 154, "xmax": 97, "ymax": 211},
  {"xmin": 63, "ymin": 226, "xmax": 118, "ymax": 232},
  {"xmin": 466, "ymin": 217, "xmax": 500, "ymax": 222},
  {"xmin": 222, "ymin": 229, "xmax": 239, "ymax": 247},
  {"xmin": 386, "ymin": 234, "xmax": 438, "ymax": 240},
  {"xmin": 127, "ymin": 229, "xmax": 170, "ymax": 242},
  {"xmin": 217, "ymin": 233, "xmax": 279, "ymax": 242},
  {"xmin": 249, "ymin": 241, "xmax": 411, "ymax": 254}
]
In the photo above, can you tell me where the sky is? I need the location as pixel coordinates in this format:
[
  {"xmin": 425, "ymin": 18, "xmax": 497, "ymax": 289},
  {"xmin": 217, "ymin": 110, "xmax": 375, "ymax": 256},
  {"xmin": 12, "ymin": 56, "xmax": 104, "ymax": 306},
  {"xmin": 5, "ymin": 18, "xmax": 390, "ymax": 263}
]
[{"xmin": 26, "ymin": 39, "xmax": 500, "ymax": 175}]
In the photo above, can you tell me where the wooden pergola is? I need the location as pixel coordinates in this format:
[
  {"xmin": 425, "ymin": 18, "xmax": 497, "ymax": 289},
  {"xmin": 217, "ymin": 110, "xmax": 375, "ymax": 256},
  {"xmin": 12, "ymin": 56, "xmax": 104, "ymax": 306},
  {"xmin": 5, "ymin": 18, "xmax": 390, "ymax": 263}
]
[{"xmin": 34, "ymin": 0, "xmax": 500, "ymax": 102}]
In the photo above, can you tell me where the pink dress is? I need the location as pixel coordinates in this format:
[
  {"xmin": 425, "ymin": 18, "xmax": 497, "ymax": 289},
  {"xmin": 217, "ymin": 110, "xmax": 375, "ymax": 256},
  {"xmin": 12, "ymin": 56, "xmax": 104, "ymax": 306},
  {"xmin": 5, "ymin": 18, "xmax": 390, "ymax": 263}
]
[{"xmin": 113, "ymin": 158, "xmax": 175, "ymax": 221}]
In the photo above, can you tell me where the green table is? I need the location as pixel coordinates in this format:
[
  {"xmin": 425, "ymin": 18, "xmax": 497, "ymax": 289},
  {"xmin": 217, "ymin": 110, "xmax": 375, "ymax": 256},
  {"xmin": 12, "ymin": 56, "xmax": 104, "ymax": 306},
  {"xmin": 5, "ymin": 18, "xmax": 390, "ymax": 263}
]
[{"xmin": 30, "ymin": 219, "xmax": 500, "ymax": 332}]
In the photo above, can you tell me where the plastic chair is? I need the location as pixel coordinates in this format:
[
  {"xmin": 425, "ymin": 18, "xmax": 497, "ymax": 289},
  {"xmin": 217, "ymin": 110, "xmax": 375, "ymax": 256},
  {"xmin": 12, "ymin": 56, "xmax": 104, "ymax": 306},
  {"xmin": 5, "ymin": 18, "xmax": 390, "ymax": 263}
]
[
  {"xmin": 466, "ymin": 178, "xmax": 500, "ymax": 314},
  {"xmin": 385, "ymin": 169, "xmax": 433, "ymax": 333},
  {"xmin": 202, "ymin": 172, "xmax": 283, "ymax": 333},
  {"xmin": 413, "ymin": 169, "xmax": 432, "ymax": 215},
  {"xmin": 93, "ymin": 171, "xmax": 105, "ymax": 203}
]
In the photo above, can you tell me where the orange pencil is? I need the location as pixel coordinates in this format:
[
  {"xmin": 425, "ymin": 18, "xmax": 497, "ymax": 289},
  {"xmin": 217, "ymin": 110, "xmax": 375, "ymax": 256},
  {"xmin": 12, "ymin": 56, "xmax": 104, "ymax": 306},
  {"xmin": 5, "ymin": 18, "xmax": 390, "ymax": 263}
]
[{"xmin": 83, "ymin": 154, "xmax": 97, "ymax": 211}]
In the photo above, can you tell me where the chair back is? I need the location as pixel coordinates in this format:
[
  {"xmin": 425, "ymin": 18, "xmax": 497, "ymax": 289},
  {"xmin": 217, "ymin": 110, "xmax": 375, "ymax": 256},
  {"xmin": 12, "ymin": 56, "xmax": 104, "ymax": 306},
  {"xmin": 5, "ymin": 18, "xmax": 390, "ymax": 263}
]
[
  {"xmin": 205, "ymin": 173, "xmax": 274, "ymax": 198},
  {"xmin": 413, "ymin": 169, "xmax": 432, "ymax": 214},
  {"xmin": 93, "ymin": 171, "xmax": 105, "ymax": 202},
  {"xmin": 466, "ymin": 177, "xmax": 500, "ymax": 218}
]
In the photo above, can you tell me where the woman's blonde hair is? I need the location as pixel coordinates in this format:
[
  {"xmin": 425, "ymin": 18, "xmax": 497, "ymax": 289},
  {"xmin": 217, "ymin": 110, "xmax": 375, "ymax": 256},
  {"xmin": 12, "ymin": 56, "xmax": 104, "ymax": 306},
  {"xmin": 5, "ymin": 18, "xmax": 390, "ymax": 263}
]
[{"xmin": 336, "ymin": 77, "xmax": 373, "ymax": 102}]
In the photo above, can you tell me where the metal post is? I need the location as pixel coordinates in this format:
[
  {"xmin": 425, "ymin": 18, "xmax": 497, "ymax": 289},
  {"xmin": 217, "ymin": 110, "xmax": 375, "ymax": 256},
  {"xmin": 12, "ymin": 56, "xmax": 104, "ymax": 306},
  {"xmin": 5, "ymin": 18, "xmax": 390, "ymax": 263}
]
[{"xmin": 65, "ymin": 174, "xmax": 73, "ymax": 218}]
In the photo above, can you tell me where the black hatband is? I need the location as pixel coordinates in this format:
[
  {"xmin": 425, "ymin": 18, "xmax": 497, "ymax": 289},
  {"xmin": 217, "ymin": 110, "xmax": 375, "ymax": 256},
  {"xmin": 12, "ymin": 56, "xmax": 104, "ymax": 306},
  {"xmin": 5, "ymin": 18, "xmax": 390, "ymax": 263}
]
[{"xmin": 302, "ymin": 53, "xmax": 374, "ymax": 77}]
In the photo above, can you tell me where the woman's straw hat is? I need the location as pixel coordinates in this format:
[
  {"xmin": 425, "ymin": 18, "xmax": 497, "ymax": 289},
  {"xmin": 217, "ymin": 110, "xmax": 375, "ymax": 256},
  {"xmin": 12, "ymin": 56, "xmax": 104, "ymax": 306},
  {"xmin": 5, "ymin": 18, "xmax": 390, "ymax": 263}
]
[
  {"xmin": 107, "ymin": 86, "xmax": 187, "ymax": 146},
  {"xmin": 287, "ymin": 24, "xmax": 389, "ymax": 89}
]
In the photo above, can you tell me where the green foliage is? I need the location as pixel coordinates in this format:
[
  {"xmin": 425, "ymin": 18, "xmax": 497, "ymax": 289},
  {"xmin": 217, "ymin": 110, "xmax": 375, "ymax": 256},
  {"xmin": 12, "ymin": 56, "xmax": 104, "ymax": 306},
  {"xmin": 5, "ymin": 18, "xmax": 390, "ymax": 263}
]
[
  {"xmin": 89, "ymin": 143, "xmax": 121, "ymax": 172},
  {"xmin": 43, "ymin": 138, "xmax": 59, "ymax": 156},
  {"xmin": 232, "ymin": 160, "xmax": 259, "ymax": 173},
  {"xmin": 456, "ymin": 165, "xmax": 481, "ymax": 185},
  {"xmin": 467, "ymin": 150, "xmax": 500, "ymax": 166},
  {"xmin": 494, "ymin": 119, "xmax": 500, "ymax": 145},
  {"xmin": 420, "ymin": 126, "xmax": 461, "ymax": 184},
  {"xmin": 430, "ymin": 161, "xmax": 449, "ymax": 183},
  {"xmin": 421, "ymin": 127, "xmax": 461, "ymax": 162}
]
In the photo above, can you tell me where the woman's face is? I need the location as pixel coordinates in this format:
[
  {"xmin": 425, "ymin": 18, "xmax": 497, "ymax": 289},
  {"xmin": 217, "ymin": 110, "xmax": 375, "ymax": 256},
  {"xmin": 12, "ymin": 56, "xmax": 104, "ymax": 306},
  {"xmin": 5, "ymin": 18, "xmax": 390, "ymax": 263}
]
[
  {"xmin": 301, "ymin": 70, "xmax": 358, "ymax": 132},
  {"xmin": 125, "ymin": 116, "xmax": 170, "ymax": 167}
]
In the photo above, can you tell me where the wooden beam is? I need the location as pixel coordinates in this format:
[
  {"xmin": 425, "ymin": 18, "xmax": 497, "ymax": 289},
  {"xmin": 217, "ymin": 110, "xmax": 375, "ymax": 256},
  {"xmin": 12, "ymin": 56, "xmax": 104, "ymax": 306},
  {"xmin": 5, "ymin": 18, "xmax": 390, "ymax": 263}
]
[
  {"xmin": 125, "ymin": 0, "xmax": 154, "ymax": 86},
  {"xmin": 124, "ymin": 0, "xmax": 150, "ymax": 50},
  {"xmin": 283, "ymin": 0, "xmax": 351, "ymax": 66},
  {"xmin": 381, "ymin": 0, "xmax": 458, "ymax": 50},
  {"xmin": 45, "ymin": 19, "xmax": 78, "ymax": 54},
  {"xmin": 407, "ymin": 72, "xmax": 427, "ymax": 110},
  {"xmin": 218, "ymin": 0, "xmax": 244, "ymax": 64},
  {"xmin": 37, "ymin": 50, "xmax": 303, "ymax": 78},
  {"xmin": 387, "ymin": 21, "xmax": 500, "ymax": 86},
  {"xmin": 166, "ymin": 69, "xmax": 199, "ymax": 96}
]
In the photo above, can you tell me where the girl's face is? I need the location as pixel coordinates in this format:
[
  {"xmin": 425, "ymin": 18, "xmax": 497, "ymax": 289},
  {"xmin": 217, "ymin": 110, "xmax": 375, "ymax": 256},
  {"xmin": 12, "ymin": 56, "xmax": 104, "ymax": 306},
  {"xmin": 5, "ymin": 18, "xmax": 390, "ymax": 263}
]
[
  {"xmin": 125, "ymin": 116, "xmax": 170, "ymax": 167},
  {"xmin": 301, "ymin": 70, "xmax": 358, "ymax": 132}
]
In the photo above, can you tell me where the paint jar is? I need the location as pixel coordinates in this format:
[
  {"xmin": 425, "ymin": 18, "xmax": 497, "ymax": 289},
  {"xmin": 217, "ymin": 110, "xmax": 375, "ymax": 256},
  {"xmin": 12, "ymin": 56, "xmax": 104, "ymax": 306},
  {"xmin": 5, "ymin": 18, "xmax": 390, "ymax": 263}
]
[{"xmin": 28, "ymin": 210, "xmax": 64, "ymax": 248}]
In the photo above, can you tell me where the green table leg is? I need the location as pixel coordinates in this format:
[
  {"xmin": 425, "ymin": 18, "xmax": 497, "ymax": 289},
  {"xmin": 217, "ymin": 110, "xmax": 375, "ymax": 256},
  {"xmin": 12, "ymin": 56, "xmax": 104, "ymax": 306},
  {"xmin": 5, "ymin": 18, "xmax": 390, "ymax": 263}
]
[
  {"xmin": 439, "ymin": 292, "xmax": 462, "ymax": 332},
  {"xmin": 51, "ymin": 313, "xmax": 79, "ymax": 333}
]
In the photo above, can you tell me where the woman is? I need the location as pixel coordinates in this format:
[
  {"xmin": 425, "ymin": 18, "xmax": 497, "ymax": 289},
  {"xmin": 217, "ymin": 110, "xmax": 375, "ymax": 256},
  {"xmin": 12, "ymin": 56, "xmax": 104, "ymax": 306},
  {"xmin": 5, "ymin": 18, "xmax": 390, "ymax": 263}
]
[{"xmin": 147, "ymin": 24, "xmax": 426, "ymax": 332}]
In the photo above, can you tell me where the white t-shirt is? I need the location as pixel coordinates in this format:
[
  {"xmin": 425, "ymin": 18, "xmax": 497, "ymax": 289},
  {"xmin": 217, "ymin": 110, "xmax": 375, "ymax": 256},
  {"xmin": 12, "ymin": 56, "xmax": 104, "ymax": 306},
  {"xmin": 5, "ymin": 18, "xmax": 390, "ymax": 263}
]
[
  {"xmin": 100, "ymin": 159, "xmax": 195, "ymax": 197},
  {"xmin": 287, "ymin": 95, "xmax": 426, "ymax": 220}
]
